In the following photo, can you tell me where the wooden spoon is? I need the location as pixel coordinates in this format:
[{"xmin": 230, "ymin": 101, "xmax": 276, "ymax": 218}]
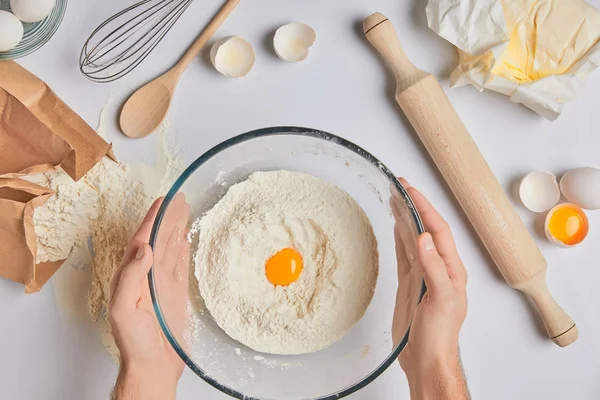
[{"xmin": 120, "ymin": 0, "xmax": 240, "ymax": 138}]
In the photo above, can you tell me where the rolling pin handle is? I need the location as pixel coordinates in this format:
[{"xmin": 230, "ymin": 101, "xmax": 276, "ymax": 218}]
[
  {"xmin": 517, "ymin": 272, "xmax": 578, "ymax": 347},
  {"xmin": 363, "ymin": 12, "xmax": 428, "ymax": 91}
]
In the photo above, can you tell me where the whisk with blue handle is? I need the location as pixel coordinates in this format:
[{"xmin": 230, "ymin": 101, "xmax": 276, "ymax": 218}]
[{"xmin": 80, "ymin": 0, "xmax": 194, "ymax": 82}]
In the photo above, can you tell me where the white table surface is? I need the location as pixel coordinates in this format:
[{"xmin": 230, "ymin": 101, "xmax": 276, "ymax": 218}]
[{"xmin": 2, "ymin": 0, "xmax": 600, "ymax": 399}]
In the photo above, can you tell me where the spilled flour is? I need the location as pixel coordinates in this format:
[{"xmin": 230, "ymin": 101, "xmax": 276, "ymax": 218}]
[
  {"xmin": 30, "ymin": 127, "xmax": 184, "ymax": 331},
  {"xmin": 31, "ymin": 80, "xmax": 186, "ymax": 361},
  {"xmin": 86, "ymin": 158, "xmax": 154, "ymax": 320},
  {"xmin": 193, "ymin": 171, "xmax": 379, "ymax": 355},
  {"xmin": 27, "ymin": 171, "xmax": 99, "ymax": 263},
  {"xmin": 88, "ymin": 132, "xmax": 184, "ymax": 323}
]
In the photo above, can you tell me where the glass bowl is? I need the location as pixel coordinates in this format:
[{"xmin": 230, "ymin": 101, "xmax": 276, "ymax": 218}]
[
  {"xmin": 0, "ymin": 0, "xmax": 67, "ymax": 60},
  {"xmin": 149, "ymin": 127, "xmax": 425, "ymax": 399}
]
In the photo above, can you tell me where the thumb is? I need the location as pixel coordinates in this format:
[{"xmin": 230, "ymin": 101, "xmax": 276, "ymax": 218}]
[
  {"xmin": 417, "ymin": 233, "xmax": 452, "ymax": 298},
  {"xmin": 112, "ymin": 243, "xmax": 153, "ymax": 310}
]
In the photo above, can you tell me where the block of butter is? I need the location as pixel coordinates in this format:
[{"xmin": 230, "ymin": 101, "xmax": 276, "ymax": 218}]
[{"xmin": 426, "ymin": 0, "xmax": 600, "ymax": 120}]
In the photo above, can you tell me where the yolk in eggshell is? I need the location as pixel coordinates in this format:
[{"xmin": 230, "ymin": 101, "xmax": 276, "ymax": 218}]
[
  {"xmin": 265, "ymin": 248, "xmax": 303, "ymax": 286},
  {"xmin": 547, "ymin": 204, "xmax": 589, "ymax": 246}
]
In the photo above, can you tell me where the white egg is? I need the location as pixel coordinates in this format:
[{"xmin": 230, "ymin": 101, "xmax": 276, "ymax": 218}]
[
  {"xmin": 10, "ymin": 0, "xmax": 56, "ymax": 23},
  {"xmin": 519, "ymin": 171, "xmax": 560, "ymax": 212},
  {"xmin": 560, "ymin": 167, "xmax": 600, "ymax": 210},
  {"xmin": 0, "ymin": 11, "xmax": 24, "ymax": 52}
]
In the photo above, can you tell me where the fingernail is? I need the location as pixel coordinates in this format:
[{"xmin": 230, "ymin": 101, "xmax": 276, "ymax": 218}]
[
  {"xmin": 136, "ymin": 245, "xmax": 145, "ymax": 260},
  {"xmin": 422, "ymin": 233, "xmax": 435, "ymax": 251}
]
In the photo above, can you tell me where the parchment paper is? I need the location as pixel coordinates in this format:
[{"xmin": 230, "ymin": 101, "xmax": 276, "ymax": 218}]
[{"xmin": 426, "ymin": 0, "xmax": 600, "ymax": 121}]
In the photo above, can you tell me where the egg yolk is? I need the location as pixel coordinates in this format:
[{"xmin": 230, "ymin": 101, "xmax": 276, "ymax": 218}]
[
  {"xmin": 265, "ymin": 248, "xmax": 303, "ymax": 286},
  {"xmin": 547, "ymin": 204, "xmax": 589, "ymax": 246}
]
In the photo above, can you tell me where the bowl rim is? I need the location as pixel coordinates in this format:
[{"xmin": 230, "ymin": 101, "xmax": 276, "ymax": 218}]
[{"xmin": 149, "ymin": 126, "xmax": 426, "ymax": 400}]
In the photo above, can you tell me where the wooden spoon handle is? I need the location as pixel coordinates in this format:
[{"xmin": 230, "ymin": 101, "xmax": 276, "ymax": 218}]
[{"xmin": 175, "ymin": 0, "xmax": 240, "ymax": 72}]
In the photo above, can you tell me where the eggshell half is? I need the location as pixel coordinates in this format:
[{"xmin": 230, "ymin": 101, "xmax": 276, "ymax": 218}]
[
  {"xmin": 544, "ymin": 203, "xmax": 589, "ymax": 248},
  {"xmin": 210, "ymin": 36, "xmax": 255, "ymax": 78},
  {"xmin": 273, "ymin": 23, "xmax": 316, "ymax": 62},
  {"xmin": 519, "ymin": 171, "xmax": 560, "ymax": 213}
]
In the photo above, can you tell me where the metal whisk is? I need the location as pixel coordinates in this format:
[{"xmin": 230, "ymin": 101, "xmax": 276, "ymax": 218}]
[{"xmin": 80, "ymin": 0, "xmax": 194, "ymax": 83}]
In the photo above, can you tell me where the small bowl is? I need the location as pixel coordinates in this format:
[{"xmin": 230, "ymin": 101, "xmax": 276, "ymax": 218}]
[
  {"xmin": 149, "ymin": 127, "xmax": 425, "ymax": 399},
  {"xmin": 0, "ymin": 0, "xmax": 67, "ymax": 60}
]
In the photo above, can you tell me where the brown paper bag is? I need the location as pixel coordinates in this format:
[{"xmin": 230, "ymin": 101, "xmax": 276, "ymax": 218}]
[
  {"xmin": 0, "ymin": 178, "xmax": 65, "ymax": 293},
  {"xmin": 0, "ymin": 61, "xmax": 115, "ymax": 292},
  {"xmin": 0, "ymin": 60, "xmax": 112, "ymax": 181},
  {"xmin": 0, "ymin": 89, "xmax": 72, "ymax": 176}
]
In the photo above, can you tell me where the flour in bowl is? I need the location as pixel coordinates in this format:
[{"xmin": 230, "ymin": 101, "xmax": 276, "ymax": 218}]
[{"xmin": 193, "ymin": 170, "xmax": 379, "ymax": 355}]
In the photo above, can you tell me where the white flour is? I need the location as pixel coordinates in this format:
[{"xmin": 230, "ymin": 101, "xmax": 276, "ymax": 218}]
[
  {"xmin": 29, "ymin": 130, "xmax": 184, "ymax": 327},
  {"xmin": 87, "ymin": 134, "xmax": 184, "ymax": 323},
  {"xmin": 33, "ymin": 85, "xmax": 185, "ymax": 361},
  {"xmin": 193, "ymin": 171, "xmax": 379, "ymax": 355},
  {"xmin": 86, "ymin": 158, "xmax": 154, "ymax": 320},
  {"xmin": 26, "ymin": 171, "xmax": 99, "ymax": 263}
]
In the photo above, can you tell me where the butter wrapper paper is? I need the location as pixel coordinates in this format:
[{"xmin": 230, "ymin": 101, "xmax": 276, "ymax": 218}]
[{"xmin": 426, "ymin": 0, "xmax": 600, "ymax": 121}]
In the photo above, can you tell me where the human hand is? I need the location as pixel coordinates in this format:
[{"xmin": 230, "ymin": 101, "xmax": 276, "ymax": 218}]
[
  {"xmin": 109, "ymin": 194, "xmax": 191, "ymax": 400},
  {"xmin": 395, "ymin": 178, "xmax": 469, "ymax": 400}
]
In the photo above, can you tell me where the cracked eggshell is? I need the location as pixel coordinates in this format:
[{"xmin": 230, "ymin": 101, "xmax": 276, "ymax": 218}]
[
  {"xmin": 560, "ymin": 167, "xmax": 600, "ymax": 210},
  {"xmin": 519, "ymin": 171, "xmax": 560, "ymax": 213},
  {"xmin": 273, "ymin": 23, "xmax": 316, "ymax": 62},
  {"xmin": 210, "ymin": 36, "xmax": 255, "ymax": 78}
]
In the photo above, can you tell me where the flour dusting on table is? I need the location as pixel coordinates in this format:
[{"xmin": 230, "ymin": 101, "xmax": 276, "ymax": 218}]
[{"xmin": 31, "ymin": 128, "xmax": 183, "ymax": 332}]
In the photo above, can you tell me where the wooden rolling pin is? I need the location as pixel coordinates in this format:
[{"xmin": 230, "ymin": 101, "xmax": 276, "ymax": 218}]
[{"xmin": 364, "ymin": 13, "xmax": 577, "ymax": 347}]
